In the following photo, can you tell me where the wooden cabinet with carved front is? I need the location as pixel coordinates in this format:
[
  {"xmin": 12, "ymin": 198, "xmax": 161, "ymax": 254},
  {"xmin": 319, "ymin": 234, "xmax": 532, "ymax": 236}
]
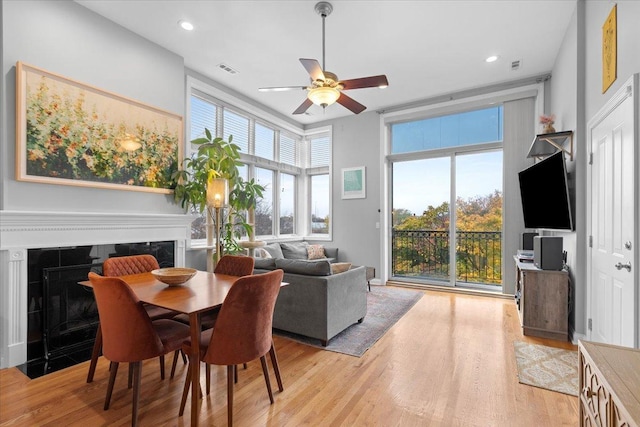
[{"xmin": 578, "ymin": 340, "xmax": 640, "ymax": 427}]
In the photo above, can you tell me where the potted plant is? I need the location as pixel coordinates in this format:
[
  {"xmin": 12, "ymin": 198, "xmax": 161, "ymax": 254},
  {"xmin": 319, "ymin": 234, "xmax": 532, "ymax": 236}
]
[{"xmin": 172, "ymin": 129, "xmax": 265, "ymax": 265}]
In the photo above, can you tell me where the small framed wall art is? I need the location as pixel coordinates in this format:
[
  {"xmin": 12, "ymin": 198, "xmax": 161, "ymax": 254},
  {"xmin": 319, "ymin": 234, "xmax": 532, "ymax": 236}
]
[
  {"xmin": 341, "ymin": 166, "xmax": 366, "ymax": 199},
  {"xmin": 602, "ymin": 4, "xmax": 617, "ymax": 93},
  {"xmin": 15, "ymin": 61, "xmax": 183, "ymax": 193}
]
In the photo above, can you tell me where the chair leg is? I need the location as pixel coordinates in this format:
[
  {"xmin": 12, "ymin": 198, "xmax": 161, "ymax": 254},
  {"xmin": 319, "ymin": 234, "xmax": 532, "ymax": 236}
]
[
  {"xmin": 206, "ymin": 364, "xmax": 211, "ymax": 395},
  {"xmin": 179, "ymin": 362, "xmax": 192, "ymax": 417},
  {"xmin": 227, "ymin": 365, "xmax": 234, "ymax": 427},
  {"xmin": 105, "ymin": 361, "xmax": 119, "ymax": 410},
  {"xmin": 234, "ymin": 364, "xmax": 238, "ymax": 384},
  {"xmin": 159, "ymin": 355, "xmax": 165, "ymax": 380},
  {"xmin": 181, "ymin": 349, "xmax": 187, "ymax": 364},
  {"xmin": 131, "ymin": 361, "xmax": 142, "ymax": 427},
  {"xmin": 269, "ymin": 341, "xmax": 284, "ymax": 392},
  {"xmin": 87, "ymin": 325, "xmax": 102, "ymax": 383},
  {"xmin": 128, "ymin": 364, "xmax": 134, "ymax": 389},
  {"xmin": 170, "ymin": 350, "xmax": 180, "ymax": 379},
  {"xmin": 260, "ymin": 355, "xmax": 274, "ymax": 404}
]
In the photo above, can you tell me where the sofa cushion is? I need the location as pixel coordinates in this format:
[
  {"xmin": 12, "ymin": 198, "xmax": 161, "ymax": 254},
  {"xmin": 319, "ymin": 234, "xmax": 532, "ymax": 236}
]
[
  {"xmin": 254, "ymin": 257, "xmax": 277, "ymax": 270},
  {"xmin": 275, "ymin": 258, "xmax": 332, "ymax": 276},
  {"xmin": 280, "ymin": 242, "xmax": 309, "ymax": 259},
  {"xmin": 307, "ymin": 244, "xmax": 326, "ymax": 260},
  {"xmin": 262, "ymin": 242, "xmax": 284, "ymax": 259},
  {"xmin": 330, "ymin": 262, "xmax": 352, "ymax": 274}
]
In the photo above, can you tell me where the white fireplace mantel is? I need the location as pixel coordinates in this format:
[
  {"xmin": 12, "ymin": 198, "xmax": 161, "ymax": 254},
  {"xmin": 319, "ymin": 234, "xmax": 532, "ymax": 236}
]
[{"xmin": 0, "ymin": 210, "xmax": 195, "ymax": 369}]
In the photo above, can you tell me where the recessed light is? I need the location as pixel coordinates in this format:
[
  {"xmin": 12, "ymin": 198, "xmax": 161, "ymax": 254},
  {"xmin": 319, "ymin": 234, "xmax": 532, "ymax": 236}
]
[
  {"xmin": 179, "ymin": 20, "xmax": 194, "ymax": 31},
  {"xmin": 485, "ymin": 55, "xmax": 499, "ymax": 63}
]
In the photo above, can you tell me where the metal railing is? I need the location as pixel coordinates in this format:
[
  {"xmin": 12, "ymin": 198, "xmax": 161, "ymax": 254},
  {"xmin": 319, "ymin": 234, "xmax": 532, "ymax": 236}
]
[{"xmin": 392, "ymin": 229, "xmax": 502, "ymax": 285}]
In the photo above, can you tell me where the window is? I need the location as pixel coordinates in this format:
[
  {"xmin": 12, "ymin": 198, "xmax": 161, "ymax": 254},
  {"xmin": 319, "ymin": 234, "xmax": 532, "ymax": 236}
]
[
  {"xmin": 280, "ymin": 173, "xmax": 295, "ymax": 234},
  {"xmin": 310, "ymin": 174, "xmax": 330, "ymax": 235},
  {"xmin": 187, "ymin": 84, "xmax": 330, "ymax": 243},
  {"xmin": 223, "ymin": 109, "xmax": 249, "ymax": 152},
  {"xmin": 255, "ymin": 167, "xmax": 274, "ymax": 236},
  {"xmin": 255, "ymin": 123, "xmax": 274, "ymax": 160},
  {"xmin": 391, "ymin": 106, "xmax": 503, "ymax": 154},
  {"xmin": 307, "ymin": 131, "xmax": 331, "ymax": 236},
  {"xmin": 390, "ymin": 106, "xmax": 503, "ymax": 289}
]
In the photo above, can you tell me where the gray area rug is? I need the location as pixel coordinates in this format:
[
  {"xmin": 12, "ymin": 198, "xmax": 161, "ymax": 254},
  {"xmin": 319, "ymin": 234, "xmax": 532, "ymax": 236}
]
[
  {"xmin": 513, "ymin": 341, "xmax": 579, "ymax": 396},
  {"xmin": 275, "ymin": 286, "xmax": 423, "ymax": 357}
]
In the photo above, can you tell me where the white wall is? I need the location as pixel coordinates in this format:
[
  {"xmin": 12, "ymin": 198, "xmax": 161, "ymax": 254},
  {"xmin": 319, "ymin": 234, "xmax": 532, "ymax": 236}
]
[
  {"xmin": 1, "ymin": 0, "xmax": 185, "ymax": 214},
  {"xmin": 307, "ymin": 111, "xmax": 382, "ymax": 275},
  {"xmin": 549, "ymin": 0, "xmax": 640, "ymax": 340}
]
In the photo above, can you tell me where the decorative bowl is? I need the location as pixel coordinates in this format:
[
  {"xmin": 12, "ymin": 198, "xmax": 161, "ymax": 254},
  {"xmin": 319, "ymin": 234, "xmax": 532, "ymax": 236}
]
[{"xmin": 151, "ymin": 268, "xmax": 197, "ymax": 286}]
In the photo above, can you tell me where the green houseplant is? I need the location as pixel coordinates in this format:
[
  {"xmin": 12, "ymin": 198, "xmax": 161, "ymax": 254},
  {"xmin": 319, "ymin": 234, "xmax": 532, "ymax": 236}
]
[{"xmin": 172, "ymin": 129, "xmax": 264, "ymax": 265}]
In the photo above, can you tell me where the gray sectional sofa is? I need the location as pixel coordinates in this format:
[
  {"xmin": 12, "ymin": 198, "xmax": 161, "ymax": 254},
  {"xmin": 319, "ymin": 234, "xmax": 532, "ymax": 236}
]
[{"xmin": 253, "ymin": 242, "xmax": 367, "ymax": 346}]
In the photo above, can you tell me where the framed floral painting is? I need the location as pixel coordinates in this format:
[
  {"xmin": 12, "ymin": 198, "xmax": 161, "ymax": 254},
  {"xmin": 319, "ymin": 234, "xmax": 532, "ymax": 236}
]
[{"xmin": 15, "ymin": 61, "xmax": 183, "ymax": 193}]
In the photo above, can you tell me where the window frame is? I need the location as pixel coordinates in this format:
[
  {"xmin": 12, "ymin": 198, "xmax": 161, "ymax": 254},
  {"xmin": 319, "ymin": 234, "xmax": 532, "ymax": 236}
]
[{"xmin": 185, "ymin": 76, "xmax": 332, "ymax": 246}]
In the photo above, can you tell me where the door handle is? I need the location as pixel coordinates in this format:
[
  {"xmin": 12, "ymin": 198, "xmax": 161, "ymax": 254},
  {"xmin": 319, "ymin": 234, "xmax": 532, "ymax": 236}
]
[{"xmin": 615, "ymin": 262, "xmax": 632, "ymax": 272}]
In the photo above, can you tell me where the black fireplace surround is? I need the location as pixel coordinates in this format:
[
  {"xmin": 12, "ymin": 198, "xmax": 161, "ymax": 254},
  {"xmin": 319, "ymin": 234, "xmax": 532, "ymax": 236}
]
[{"xmin": 22, "ymin": 241, "xmax": 174, "ymax": 378}]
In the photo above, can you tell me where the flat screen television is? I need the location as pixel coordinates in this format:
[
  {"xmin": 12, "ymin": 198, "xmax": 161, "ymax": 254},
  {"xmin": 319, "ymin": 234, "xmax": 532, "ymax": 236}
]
[{"xmin": 518, "ymin": 151, "xmax": 574, "ymax": 231}]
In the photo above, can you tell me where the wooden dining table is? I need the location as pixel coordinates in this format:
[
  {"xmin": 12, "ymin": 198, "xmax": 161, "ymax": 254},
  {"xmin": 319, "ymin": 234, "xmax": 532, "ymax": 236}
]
[{"xmin": 80, "ymin": 269, "xmax": 239, "ymax": 427}]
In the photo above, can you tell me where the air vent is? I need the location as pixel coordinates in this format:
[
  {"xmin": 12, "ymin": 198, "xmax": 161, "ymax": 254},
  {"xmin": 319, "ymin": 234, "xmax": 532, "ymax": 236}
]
[
  {"xmin": 511, "ymin": 60, "xmax": 521, "ymax": 71},
  {"xmin": 217, "ymin": 63, "xmax": 238, "ymax": 75}
]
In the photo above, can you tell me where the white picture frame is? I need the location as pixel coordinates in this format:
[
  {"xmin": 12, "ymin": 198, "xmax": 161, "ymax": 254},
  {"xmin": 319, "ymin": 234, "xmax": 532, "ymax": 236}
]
[{"xmin": 341, "ymin": 166, "xmax": 366, "ymax": 199}]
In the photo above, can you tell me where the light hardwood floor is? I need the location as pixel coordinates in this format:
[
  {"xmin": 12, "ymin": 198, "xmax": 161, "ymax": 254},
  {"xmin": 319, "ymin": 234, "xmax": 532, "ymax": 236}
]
[{"xmin": 0, "ymin": 286, "xmax": 579, "ymax": 426}]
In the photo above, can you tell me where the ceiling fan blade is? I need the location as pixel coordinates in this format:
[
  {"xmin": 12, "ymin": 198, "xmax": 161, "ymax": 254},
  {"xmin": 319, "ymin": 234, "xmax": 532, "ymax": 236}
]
[
  {"xmin": 258, "ymin": 86, "xmax": 308, "ymax": 92},
  {"xmin": 337, "ymin": 92, "xmax": 366, "ymax": 114},
  {"xmin": 340, "ymin": 75, "xmax": 389, "ymax": 90},
  {"xmin": 293, "ymin": 98, "xmax": 314, "ymax": 115},
  {"xmin": 299, "ymin": 58, "xmax": 325, "ymax": 81}
]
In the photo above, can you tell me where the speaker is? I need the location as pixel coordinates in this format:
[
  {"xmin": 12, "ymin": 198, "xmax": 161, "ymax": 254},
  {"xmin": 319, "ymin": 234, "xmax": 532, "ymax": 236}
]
[
  {"xmin": 522, "ymin": 232, "xmax": 538, "ymax": 250},
  {"xmin": 533, "ymin": 236, "xmax": 563, "ymax": 270}
]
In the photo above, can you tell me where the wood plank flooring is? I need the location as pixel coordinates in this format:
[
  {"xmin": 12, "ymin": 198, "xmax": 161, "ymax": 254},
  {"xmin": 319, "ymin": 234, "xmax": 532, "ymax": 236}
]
[{"xmin": 0, "ymin": 286, "xmax": 579, "ymax": 426}]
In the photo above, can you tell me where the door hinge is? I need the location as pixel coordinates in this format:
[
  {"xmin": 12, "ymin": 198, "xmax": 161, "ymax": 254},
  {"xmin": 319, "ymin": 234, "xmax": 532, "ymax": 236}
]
[
  {"xmin": 588, "ymin": 318, "xmax": 592, "ymax": 331},
  {"xmin": 589, "ymin": 152, "xmax": 593, "ymax": 165},
  {"xmin": 589, "ymin": 235, "xmax": 593, "ymax": 247}
]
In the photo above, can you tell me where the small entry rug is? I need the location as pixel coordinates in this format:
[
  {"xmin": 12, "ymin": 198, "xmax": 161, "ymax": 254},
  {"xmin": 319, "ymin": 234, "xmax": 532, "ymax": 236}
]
[
  {"xmin": 513, "ymin": 341, "xmax": 579, "ymax": 396},
  {"xmin": 275, "ymin": 286, "xmax": 422, "ymax": 357}
]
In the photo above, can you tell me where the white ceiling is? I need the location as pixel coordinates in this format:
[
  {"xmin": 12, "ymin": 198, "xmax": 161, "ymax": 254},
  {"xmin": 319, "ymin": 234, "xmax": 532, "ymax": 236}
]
[{"xmin": 75, "ymin": 0, "xmax": 577, "ymax": 126}]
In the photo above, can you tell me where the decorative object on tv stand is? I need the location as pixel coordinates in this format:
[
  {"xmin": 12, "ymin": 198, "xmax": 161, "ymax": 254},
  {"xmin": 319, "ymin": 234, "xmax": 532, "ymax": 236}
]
[
  {"xmin": 539, "ymin": 114, "xmax": 556, "ymax": 134},
  {"xmin": 207, "ymin": 177, "xmax": 228, "ymax": 271},
  {"xmin": 171, "ymin": 130, "xmax": 265, "ymax": 271}
]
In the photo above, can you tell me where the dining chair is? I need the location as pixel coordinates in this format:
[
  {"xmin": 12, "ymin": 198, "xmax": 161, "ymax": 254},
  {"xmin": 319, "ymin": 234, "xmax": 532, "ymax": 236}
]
[
  {"xmin": 88, "ymin": 272, "xmax": 191, "ymax": 427},
  {"xmin": 171, "ymin": 255, "xmax": 257, "ymax": 380},
  {"xmin": 87, "ymin": 254, "xmax": 182, "ymax": 384},
  {"xmin": 178, "ymin": 269, "xmax": 284, "ymax": 427}
]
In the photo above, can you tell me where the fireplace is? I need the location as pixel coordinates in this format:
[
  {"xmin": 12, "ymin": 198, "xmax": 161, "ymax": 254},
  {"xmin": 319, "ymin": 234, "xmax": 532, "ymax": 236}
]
[
  {"xmin": 0, "ymin": 210, "xmax": 194, "ymax": 370},
  {"xmin": 21, "ymin": 242, "xmax": 176, "ymax": 377}
]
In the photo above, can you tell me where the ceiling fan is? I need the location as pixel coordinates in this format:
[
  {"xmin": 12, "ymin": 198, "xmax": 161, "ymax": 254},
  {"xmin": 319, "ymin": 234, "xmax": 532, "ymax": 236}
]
[{"xmin": 258, "ymin": 1, "xmax": 389, "ymax": 115}]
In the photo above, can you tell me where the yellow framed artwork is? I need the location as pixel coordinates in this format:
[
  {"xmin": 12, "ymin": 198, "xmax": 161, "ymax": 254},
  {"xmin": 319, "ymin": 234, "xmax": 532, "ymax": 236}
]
[
  {"xmin": 602, "ymin": 4, "xmax": 617, "ymax": 93},
  {"xmin": 15, "ymin": 61, "xmax": 183, "ymax": 193}
]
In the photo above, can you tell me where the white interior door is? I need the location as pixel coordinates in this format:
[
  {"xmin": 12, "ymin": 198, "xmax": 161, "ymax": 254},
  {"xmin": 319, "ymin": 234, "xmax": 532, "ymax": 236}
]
[{"xmin": 588, "ymin": 81, "xmax": 636, "ymax": 346}]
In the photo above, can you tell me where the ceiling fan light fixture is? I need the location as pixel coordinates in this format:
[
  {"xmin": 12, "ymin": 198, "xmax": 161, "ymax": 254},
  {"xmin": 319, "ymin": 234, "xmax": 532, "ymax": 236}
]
[{"xmin": 307, "ymin": 86, "xmax": 340, "ymax": 107}]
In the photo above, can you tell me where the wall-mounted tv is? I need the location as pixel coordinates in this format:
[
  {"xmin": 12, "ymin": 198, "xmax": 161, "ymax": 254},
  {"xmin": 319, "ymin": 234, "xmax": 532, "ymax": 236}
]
[{"xmin": 518, "ymin": 151, "xmax": 574, "ymax": 231}]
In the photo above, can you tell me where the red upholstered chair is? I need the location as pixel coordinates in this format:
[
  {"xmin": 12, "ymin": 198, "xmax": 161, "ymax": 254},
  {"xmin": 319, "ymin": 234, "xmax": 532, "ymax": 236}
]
[
  {"xmin": 214, "ymin": 254, "xmax": 255, "ymax": 277},
  {"xmin": 88, "ymin": 272, "xmax": 191, "ymax": 427},
  {"xmin": 87, "ymin": 255, "xmax": 181, "ymax": 383},
  {"xmin": 179, "ymin": 269, "xmax": 284, "ymax": 427}
]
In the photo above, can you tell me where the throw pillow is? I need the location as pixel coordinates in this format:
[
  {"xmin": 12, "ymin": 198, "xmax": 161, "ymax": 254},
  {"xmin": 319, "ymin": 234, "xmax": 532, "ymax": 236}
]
[
  {"xmin": 254, "ymin": 248, "xmax": 272, "ymax": 259},
  {"xmin": 331, "ymin": 262, "xmax": 352, "ymax": 274},
  {"xmin": 307, "ymin": 244, "xmax": 325, "ymax": 260},
  {"xmin": 280, "ymin": 242, "xmax": 309, "ymax": 259},
  {"xmin": 274, "ymin": 258, "xmax": 332, "ymax": 276},
  {"xmin": 262, "ymin": 243, "xmax": 284, "ymax": 259}
]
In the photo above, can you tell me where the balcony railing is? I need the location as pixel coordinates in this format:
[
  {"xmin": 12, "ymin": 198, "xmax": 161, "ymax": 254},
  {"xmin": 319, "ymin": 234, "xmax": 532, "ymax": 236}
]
[{"xmin": 392, "ymin": 229, "xmax": 502, "ymax": 285}]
